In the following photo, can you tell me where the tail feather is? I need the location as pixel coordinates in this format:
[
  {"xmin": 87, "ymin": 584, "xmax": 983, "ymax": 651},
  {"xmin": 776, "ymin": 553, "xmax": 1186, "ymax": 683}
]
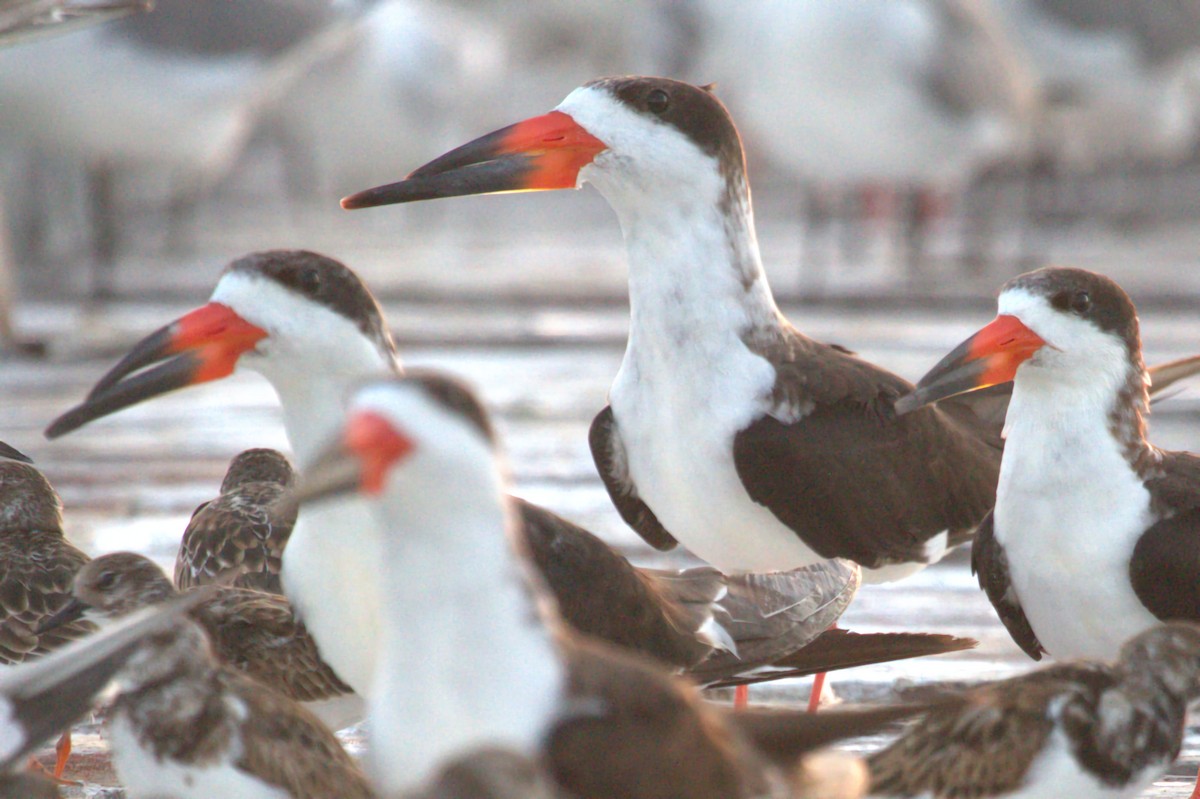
[
  {"xmin": 1148, "ymin": 354, "xmax": 1200, "ymax": 402},
  {"xmin": 704, "ymin": 629, "xmax": 978, "ymax": 689},
  {"xmin": 638, "ymin": 566, "xmax": 731, "ymax": 653},
  {"xmin": 731, "ymin": 703, "xmax": 928, "ymax": 764},
  {"xmin": 687, "ymin": 560, "xmax": 860, "ymax": 684}
]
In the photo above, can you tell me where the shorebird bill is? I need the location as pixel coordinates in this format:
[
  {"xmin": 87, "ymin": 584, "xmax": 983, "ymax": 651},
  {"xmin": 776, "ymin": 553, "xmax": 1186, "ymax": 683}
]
[
  {"xmin": 341, "ymin": 111, "xmax": 606, "ymax": 209},
  {"xmin": 45, "ymin": 303, "xmax": 266, "ymax": 438},
  {"xmin": 895, "ymin": 315, "xmax": 1046, "ymax": 415}
]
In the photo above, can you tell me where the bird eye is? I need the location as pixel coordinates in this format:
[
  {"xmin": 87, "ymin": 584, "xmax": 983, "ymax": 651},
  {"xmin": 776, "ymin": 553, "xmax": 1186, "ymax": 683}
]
[
  {"xmin": 95, "ymin": 571, "xmax": 117, "ymax": 591},
  {"xmin": 646, "ymin": 89, "xmax": 670, "ymax": 115},
  {"xmin": 296, "ymin": 267, "xmax": 321, "ymax": 297},
  {"xmin": 1070, "ymin": 291, "xmax": 1091, "ymax": 314}
]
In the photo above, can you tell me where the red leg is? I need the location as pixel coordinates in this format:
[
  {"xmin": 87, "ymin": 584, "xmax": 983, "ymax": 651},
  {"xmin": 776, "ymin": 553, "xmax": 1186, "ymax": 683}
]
[
  {"xmin": 52, "ymin": 732, "xmax": 70, "ymax": 779},
  {"xmin": 1188, "ymin": 772, "xmax": 1200, "ymax": 799},
  {"xmin": 734, "ymin": 684, "xmax": 749, "ymax": 709},
  {"xmin": 806, "ymin": 671, "xmax": 827, "ymax": 714}
]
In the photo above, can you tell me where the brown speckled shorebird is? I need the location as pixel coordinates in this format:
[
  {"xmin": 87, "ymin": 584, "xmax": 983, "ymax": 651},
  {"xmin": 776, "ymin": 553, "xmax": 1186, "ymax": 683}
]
[
  {"xmin": 105, "ymin": 614, "xmax": 373, "ymax": 799},
  {"xmin": 868, "ymin": 623, "xmax": 1200, "ymax": 799},
  {"xmin": 0, "ymin": 593, "xmax": 202, "ymax": 797},
  {"xmin": 175, "ymin": 448, "xmax": 296, "ymax": 594},
  {"xmin": 0, "ymin": 459, "xmax": 94, "ymax": 777},
  {"xmin": 40, "ymin": 552, "xmax": 361, "ymax": 731}
]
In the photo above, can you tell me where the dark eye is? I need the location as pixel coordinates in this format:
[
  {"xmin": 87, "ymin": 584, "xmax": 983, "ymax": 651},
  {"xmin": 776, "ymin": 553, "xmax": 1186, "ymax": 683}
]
[
  {"xmin": 95, "ymin": 571, "xmax": 117, "ymax": 591},
  {"xmin": 295, "ymin": 267, "xmax": 321, "ymax": 297},
  {"xmin": 1070, "ymin": 291, "xmax": 1091, "ymax": 314},
  {"xmin": 646, "ymin": 89, "xmax": 670, "ymax": 115}
]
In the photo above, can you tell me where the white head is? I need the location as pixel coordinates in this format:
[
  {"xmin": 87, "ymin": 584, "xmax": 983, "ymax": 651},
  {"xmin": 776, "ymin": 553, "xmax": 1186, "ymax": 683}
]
[
  {"xmin": 46, "ymin": 250, "xmax": 399, "ymax": 448},
  {"xmin": 341, "ymin": 76, "xmax": 751, "ymax": 217},
  {"xmin": 901, "ymin": 267, "xmax": 1145, "ymax": 414}
]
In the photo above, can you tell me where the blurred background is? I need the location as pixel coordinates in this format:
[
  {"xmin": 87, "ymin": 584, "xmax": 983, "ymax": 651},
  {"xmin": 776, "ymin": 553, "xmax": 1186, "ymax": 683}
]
[{"xmin": 5, "ymin": 3, "xmax": 1200, "ymax": 789}]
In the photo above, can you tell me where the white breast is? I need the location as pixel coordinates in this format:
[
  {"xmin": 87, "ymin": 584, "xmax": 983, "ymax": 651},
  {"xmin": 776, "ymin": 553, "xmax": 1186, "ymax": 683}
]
[
  {"xmin": 995, "ymin": 400, "xmax": 1159, "ymax": 660},
  {"xmin": 282, "ymin": 497, "xmax": 382, "ymax": 695},
  {"xmin": 610, "ymin": 338, "xmax": 825, "ymax": 574},
  {"xmin": 109, "ymin": 713, "xmax": 288, "ymax": 799}
]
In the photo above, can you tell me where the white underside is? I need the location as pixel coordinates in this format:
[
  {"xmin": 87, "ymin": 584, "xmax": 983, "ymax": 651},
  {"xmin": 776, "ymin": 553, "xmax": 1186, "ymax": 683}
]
[
  {"xmin": 109, "ymin": 713, "xmax": 287, "ymax": 799},
  {"xmin": 282, "ymin": 498, "xmax": 382, "ymax": 696},
  {"xmin": 996, "ymin": 359, "xmax": 1160, "ymax": 660},
  {"xmin": 610, "ymin": 353, "xmax": 828, "ymax": 574}
]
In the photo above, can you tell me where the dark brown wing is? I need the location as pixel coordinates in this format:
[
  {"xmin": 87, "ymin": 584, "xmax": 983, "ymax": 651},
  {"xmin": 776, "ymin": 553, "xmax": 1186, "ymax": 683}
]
[
  {"xmin": 1130, "ymin": 451, "xmax": 1200, "ymax": 622},
  {"xmin": 0, "ymin": 531, "xmax": 93, "ymax": 663},
  {"xmin": 231, "ymin": 671, "xmax": 374, "ymax": 799},
  {"xmin": 734, "ymin": 328, "xmax": 1000, "ymax": 568},
  {"xmin": 972, "ymin": 511, "xmax": 1045, "ymax": 660},
  {"xmin": 194, "ymin": 587, "xmax": 352, "ymax": 703},
  {"xmin": 517, "ymin": 497, "xmax": 714, "ymax": 669},
  {"xmin": 548, "ymin": 635, "xmax": 775, "ymax": 799},
  {"xmin": 703, "ymin": 629, "xmax": 977, "ymax": 689},
  {"xmin": 588, "ymin": 406, "xmax": 678, "ymax": 551},
  {"xmin": 866, "ymin": 668, "xmax": 1099, "ymax": 797},
  {"xmin": 174, "ymin": 483, "xmax": 294, "ymax": 594}
]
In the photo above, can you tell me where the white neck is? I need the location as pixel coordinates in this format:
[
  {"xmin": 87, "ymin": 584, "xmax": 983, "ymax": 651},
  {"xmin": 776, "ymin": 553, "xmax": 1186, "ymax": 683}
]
[
  {"xmin": 368, "ymin": 462, "xmax": 564, "ymax": 795},
  {"xmin": 610, "ymin": 182, "xmax": 783, "ymax": 361},
  {"xmin": 251, "ymin": 352, "xmax": 400, "ymax": 466}
]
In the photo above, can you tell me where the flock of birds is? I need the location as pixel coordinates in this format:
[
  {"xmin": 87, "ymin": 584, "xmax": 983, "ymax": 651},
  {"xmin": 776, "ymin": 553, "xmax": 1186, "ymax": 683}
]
[
  {"xmin": 2, "ymin": 61, "xmax": 1200, "ymax": 799},
  {"xmin": 6, "ymin": 4, "xmax": 1200, "ymax": 799}
]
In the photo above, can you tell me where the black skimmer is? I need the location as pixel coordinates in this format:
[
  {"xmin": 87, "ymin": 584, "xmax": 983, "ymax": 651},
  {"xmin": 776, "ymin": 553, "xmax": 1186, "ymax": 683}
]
[
  {"xmin": 340, "ymin": 76, "xmax": 1004, "ymax": 580},
  {"xmin": 105, "ymin": 614, "xmax": 373, "ymax": 799},
  {"xmin": 897, "ymin": 265, "xmax": 1200, "ymax": 662},
  {"xmin": 39, "ymin": 551, "xmax": 362, "ymax": 731},
  {"xmin": 175, "ymin": 447, "xmax": 296, "ymax": 594},
  {"xmin": 868, "ymin": 622, "xmax": 1200, "ymax": 799},
  {"xmin": 45, "ymin": 249, "xmax": 971, "ymax": 700},
  {"xmin": 293, "ymin": 371, "xmax": 926, "ymax": 798},
  {"xmin": 0, "ymin": 592, "xmax": 202, "ymax": 791}
]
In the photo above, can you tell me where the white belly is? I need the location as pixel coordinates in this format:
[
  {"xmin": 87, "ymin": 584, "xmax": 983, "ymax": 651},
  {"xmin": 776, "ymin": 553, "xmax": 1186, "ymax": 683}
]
[
  {"xmin": 996, "ymin": 414, "xmax": 1159, "ymax": 660},
  {"xmin": 1006, "ymin": 727, "xmax": 1163, "ymax": 799},
  {"xmin": 610, "ymin": 347, "xmax": 823, "ymax": 574},
  {"xmin": 109, "ymin": 714, "xmax": 288, "ymax": 799},
  {"xmin": 282, "ymin": 497, "xmax": 382, "ymax": 696}
]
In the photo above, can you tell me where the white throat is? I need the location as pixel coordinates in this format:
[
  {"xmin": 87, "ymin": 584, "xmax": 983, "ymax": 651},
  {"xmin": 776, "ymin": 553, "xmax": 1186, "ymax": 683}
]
[
  {"xmin": 995, "ymin": 359, "xmax": 1158, "ymax": 659},
  {"xmin": 368, "ymin": 455, "xmax": 564, "ymax": 795}
]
